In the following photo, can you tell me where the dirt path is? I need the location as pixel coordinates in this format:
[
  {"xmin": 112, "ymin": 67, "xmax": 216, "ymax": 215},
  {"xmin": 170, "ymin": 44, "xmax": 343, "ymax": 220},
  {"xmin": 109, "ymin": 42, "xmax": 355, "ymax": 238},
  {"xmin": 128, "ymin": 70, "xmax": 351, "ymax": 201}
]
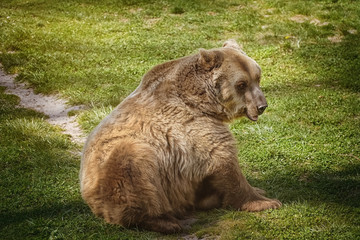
[{"xmin": 0, "ymin": 67, "xmax": 86, "ymax": 144}]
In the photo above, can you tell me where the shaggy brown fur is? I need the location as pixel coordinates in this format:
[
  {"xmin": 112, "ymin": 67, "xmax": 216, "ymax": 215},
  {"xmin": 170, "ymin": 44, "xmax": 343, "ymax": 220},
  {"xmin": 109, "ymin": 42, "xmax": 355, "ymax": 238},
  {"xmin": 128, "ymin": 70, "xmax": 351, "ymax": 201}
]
[{"xmin": 80, "ymin": 40, "xmax": 281, "ymax": 233}]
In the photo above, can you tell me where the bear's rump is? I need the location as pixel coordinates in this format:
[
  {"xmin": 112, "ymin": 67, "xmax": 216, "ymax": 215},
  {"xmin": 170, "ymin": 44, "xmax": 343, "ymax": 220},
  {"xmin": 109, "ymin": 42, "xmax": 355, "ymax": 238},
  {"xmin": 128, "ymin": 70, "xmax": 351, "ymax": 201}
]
[{"xmin": 82, "ymin": 140, "xmax": 198, "ymax": 225}]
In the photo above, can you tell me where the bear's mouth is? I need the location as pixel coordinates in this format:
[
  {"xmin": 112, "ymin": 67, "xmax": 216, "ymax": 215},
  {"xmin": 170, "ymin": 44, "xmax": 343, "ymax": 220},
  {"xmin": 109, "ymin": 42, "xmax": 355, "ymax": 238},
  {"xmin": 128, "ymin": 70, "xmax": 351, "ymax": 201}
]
[{"xmin": 245, "ymin": 111, "xmax": 258, "ymax": 121}]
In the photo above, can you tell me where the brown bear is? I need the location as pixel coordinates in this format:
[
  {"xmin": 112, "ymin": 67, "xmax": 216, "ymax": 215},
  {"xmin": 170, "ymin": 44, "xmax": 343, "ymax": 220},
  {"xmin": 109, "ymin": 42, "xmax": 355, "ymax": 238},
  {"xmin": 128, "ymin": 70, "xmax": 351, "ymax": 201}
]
[{"xmin": 80, "ymin": 40, "xmax": 281, "ymax": 233}]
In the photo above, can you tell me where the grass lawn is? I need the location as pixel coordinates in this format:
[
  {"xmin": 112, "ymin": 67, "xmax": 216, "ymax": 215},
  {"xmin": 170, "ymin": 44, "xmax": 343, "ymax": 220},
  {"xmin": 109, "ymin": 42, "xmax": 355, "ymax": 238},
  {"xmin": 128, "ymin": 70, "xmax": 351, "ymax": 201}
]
[{"xmin": 1, "ymin": 0, "xmax": 359, "ymax": 239}]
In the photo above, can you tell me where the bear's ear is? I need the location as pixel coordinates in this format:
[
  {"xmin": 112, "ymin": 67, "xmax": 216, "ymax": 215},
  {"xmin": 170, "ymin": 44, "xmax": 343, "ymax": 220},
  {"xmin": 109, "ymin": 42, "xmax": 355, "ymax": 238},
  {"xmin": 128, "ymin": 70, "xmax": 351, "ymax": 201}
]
[
  {"xmin": 223, "ymin": 39, "xmax": 247, "ymax": 55},
  {"xmin": 198, "ymin": 48, "xmax": 224, "ymax": 70}
]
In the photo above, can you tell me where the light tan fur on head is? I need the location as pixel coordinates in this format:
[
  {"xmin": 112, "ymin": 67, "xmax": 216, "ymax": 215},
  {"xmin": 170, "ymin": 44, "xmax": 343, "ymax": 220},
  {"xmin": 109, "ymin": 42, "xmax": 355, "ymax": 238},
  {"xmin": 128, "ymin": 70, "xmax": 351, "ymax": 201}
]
[{"xmin": 80, "ymin": 40, "xmax": 280, "ymax": 234}]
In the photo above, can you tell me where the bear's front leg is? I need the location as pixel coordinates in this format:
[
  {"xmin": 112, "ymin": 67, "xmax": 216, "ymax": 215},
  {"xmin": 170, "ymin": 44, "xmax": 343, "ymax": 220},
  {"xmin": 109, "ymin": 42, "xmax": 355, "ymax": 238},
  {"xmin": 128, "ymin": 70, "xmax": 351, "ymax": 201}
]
[{"xmin": 205, "ymin": 159, "xmax": 281, "ymax": 212}]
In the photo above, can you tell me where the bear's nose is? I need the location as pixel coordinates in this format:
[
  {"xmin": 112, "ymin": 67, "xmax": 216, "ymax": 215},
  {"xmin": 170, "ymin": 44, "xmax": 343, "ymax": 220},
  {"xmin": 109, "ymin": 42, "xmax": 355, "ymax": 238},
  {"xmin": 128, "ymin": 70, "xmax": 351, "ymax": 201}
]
[{"xmin": 257, "ymin": 105, "xmax": 268, "ymax": 115}]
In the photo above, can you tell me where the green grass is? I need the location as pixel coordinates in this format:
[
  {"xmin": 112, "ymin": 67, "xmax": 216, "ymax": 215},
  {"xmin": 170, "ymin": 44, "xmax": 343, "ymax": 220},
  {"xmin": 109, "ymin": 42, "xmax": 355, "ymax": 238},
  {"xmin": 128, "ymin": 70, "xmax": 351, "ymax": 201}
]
[{"xmin": 1, "ymin": 0, "xmax": 359, "ymax": 239}]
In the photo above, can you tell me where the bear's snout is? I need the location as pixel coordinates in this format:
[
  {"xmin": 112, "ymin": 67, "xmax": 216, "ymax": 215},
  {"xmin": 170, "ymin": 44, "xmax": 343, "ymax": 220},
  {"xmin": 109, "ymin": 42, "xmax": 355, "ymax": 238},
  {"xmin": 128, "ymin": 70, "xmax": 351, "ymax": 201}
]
[
  {"xmin": 257, "ymin": 104, "xmax": 267, "ymax": 115},
  {"xmin": 251, "ymin": 86, "xmax": 267, "ymax": 117}
]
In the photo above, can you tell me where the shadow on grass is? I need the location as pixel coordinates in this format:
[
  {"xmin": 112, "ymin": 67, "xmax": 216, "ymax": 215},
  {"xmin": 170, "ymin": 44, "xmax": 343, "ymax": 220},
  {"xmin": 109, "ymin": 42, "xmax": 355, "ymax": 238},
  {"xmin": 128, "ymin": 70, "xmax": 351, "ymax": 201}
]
[
  {"xmin": 0, "ymin": 200, "xmax": 138, "ymax": 239},
  {"xmin": 0, "ymin": 200, "xmax": 87, "ymax": 229},
  {"xmin": 0, "ymin": 199, "xmax": 164, "ymax": 240},
  {"xmin": 2, "ymin": 0, "xmax": 230, "ymax": 11},
  {"xmin": 248, "ymin": 161, "xmax": 360, "ymax": 208}
]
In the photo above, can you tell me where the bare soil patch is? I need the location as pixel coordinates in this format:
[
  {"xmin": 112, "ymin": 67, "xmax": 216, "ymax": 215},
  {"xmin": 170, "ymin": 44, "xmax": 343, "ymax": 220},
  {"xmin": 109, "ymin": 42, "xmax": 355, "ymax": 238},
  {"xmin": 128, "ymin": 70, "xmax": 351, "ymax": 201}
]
[
  {"xmin": 327, "ymin": 34, "xmax": 344, "ymax": 43},
  {"xmin": 0, "ymin": 67, "xmax": 86, "ymax": 144}
]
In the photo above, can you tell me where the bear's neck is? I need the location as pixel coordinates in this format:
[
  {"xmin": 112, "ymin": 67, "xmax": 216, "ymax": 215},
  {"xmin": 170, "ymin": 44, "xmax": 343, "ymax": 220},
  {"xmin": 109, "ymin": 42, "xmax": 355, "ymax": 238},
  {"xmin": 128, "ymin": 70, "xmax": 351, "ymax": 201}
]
[{"xmin": 138, "ymin": 54, "xmax": 229, "ymax": 122}]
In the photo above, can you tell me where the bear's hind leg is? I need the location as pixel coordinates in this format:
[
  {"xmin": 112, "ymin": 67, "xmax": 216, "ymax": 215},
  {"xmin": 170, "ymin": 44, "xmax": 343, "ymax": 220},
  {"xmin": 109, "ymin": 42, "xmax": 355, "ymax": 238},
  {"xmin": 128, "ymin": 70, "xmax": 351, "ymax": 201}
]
[
  {"xmin": 195, "ymin": 175, "xmax": 222, "ymax": 210},
  {"xmin": 208, "ymin": 161, "xmax": 281, "ymax": 212}
]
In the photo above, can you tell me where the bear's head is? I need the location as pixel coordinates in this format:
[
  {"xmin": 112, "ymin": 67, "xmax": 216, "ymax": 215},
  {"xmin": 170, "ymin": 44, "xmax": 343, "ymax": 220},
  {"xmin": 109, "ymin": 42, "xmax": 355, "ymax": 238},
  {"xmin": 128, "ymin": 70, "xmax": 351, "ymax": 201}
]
[{"xmin": 198, "ymin": 40, "xmax": 268, "ymax": 122}]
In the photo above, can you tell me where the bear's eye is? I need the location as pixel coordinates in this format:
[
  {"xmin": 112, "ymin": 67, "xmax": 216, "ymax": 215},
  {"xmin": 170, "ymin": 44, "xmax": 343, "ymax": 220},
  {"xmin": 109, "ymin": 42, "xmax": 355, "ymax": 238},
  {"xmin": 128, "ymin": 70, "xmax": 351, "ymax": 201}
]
[{"xmin": 236, "ymin": 81, "xmax": 247, "ymax": 91}]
